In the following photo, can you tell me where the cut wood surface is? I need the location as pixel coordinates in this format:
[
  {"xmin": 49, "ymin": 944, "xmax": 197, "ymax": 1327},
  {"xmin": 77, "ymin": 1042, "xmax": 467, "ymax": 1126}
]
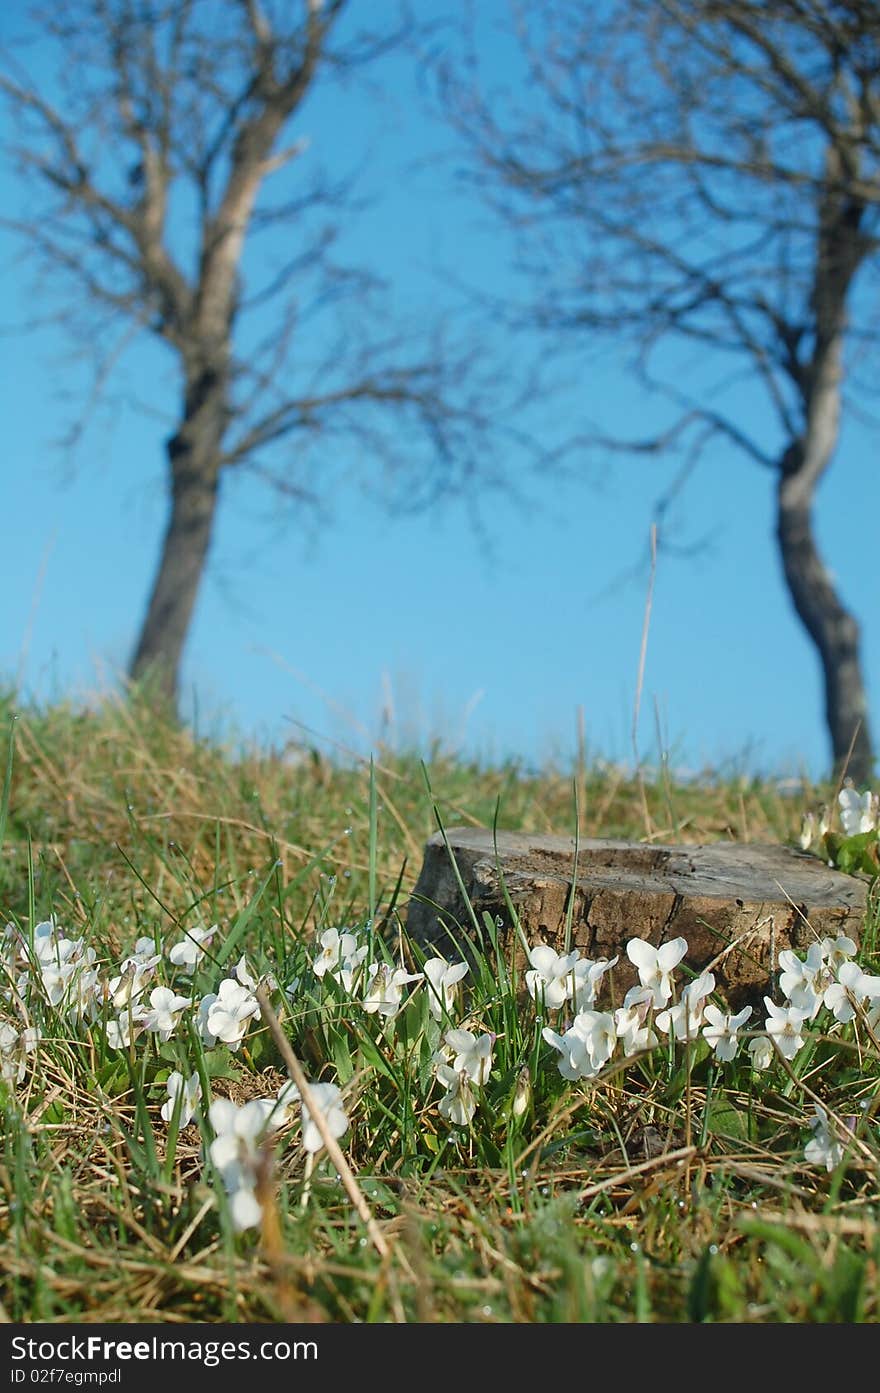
[{"xmin": 406, "ymin": 828, "xmax": 868, "ymax": 1005}]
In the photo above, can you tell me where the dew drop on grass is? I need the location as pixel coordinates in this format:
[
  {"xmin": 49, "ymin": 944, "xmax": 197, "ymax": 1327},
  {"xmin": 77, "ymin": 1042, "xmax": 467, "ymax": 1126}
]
[
  {"xmin": 630, "ymin": 1242, "xmax": 640, "ymax": 1253},
  {"xmin": 482, "ymin": 1305, "xmax": 493, "ymax": 1317},
  {"xmin": 709, "ymin": 1244, "xmax": 718, "ymax": 1255},
  {"xmin": 358, "ymin": 1237, "xmax": 367, "ymax": 1248},
  {"xmin": 343, "ymin": 871, "xmax": 351, "ymax": 879},
  {"xmin": 343, "ymin": 827, "xmax": 352, "ymax": 837}
]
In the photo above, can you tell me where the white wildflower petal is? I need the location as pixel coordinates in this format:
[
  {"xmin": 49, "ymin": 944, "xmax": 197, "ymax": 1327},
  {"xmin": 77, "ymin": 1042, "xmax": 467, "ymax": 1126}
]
[
  {"xmin": 423, "ymin": 957, "xmax": 469, "ymax": 1021},
  {"xmin": 626, "ymin": 936, "xmax": 688, "ymax": 1006},
  {"xmin": 702, "ymin": 1003, "xmax": 752, "ymax": 1061},
  {"xmin": 763, "ymin": 997, "xmax": 810, "ymax": 1059},
  {"xmin": 205, "ymin": 978, "xmax": 259, "ymax": 1049},
  {"xmin": 160, "ymin": 1071, "xmax": 202, "ymax": 1126},
  {"xmin": 445, "ymin": 1027, "xmax": 495, "ymax": 1084},
  {"xmin": 229, "ymin": 1186, "xmax": 263, "ymax": 1232},
  {"xmin": 300, "ymin": 1082, "xmax": 349, "ymax": 1154},
  {"xmin": 208, "ymin": 1098, "xmax": 238, "ymax": 1135},
  {"xmin": 437, "ymin": 1069, "xmax": 478, "ymax": 1126},
  {"xmin": 542, "ymin": 1024, "xmax": 595, "ymax": 1080},
  {"xmin": 748, "ymin": 1035, "xmax": 774, "ymax": 1071},
  {"xmin": 839, "ymin": 787, "xmax": 876, "ymax": 836},
  {"xmin": 572, "ymin": 955, "xmax": 618, "ymax": 1010},
  {"xmin": 804, "ymin": 1105, "xmax": 846, "ymax": 1172},
  {"xmin": 657, "ymin": 938, "xmax": 689, "ymax": 972}
]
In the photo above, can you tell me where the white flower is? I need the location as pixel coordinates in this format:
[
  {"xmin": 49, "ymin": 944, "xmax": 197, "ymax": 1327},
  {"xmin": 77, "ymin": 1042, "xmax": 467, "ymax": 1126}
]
[
  {"xmin": 542, "ymin": 1025, "xmax": 597, "ymax": 1081},
  {"xmin": 799, "ymin": 812, "xmax": 817, "ymax": 851},
  {"xmin": 818, "ymin": 935, "xmax": 858, "ymax": 972},
  {"xmin": 160, "ymin": 1070, "xmax": 202, "ymax": 1126},
  {"xmin": 229, "ymin": 1187, "xmax": 263, "ymax": 1231},
  {"xmin": 763, "ymin": 997, "xmax": 810, "ymax": 1059},
  {"xmin": 435, "ymin": 1065, "xmax": 478, "ymax": 1125},
  {"xmin": 204, "ymin": 978, "xmax": 260, "ymax": 1051},
  {"xmin": 0, "ymin": 1022, "xmax": 40, "ymax": 1085},
  {"xmin": 838, "ymin": 786, "xmax": 877, "ymax": 836},
  {"xmin": 572, "ymin": 955, "xmax": 619, "ymax": 1011},
  {"xmin": 208, "ymin": 1097, "xmax": 275, "ymax": 1232},
  {"xmin": 105, "ymin": 1009, "xmax": 147, "ymax": 1049},
  {"xmin": 571, "ymin": 1009, "xmax": 617, "ymax": 1071},
  {"xmin": 748, "ymin": 1035, "xmax": 774, "ymax": 1071},
  {"xmin": 423, "ymin": 956, "xmax": 469, "ymax": 1021},
  {"xmin": 702, "ymin": 1004, "xmax": 752, "ymax": 1061},
  {"xmin": 39, "ymin": 959, "xmax": 78, "ymax": 1007},
  {"xmin": 312, "ymin": 928, "xmax": 368, "ymax": 990},
  {"xmin": 142, "ymin": 986, "xmax": 192, "ymax": 1042},
  {"xmin": 443, "ymin": 1027, "xmax": 495, "ymax": 1084},
  {"xmin": 106, "ymin": 959, "xmax": 156, "ymax": 1012},
  {"xmin": 614, "ymin": 985, "xmax": 658, "ymax": 1056},
  {"xmin": 300, "ymin": 1081, "xmax": 349, "ymax": 1154},
  {"xmin": 512, "ymin": 1066, "xmax": 531, "ymax": 1118},
  {"xmin": 21, "ymin": 919, "xmax": 79, "ymax": 968},
  {"xmin": 271, "ymin": 1081, "xmax": 301, "ymax": 1128},
  {"xmin": 120, "ymin": 937, "xmax": 162, "ymax": 974},
  {"xmin": 626, "ymin": 937, "xmax": 688, "ymax": 1007},
  {"xmin": 233, "ymin": 956, "xmax": 258, "ymax": 990},
  {"xmin": 208, "ymin": 1096, "xmax": 274, "ymax": 1166},
  {"xmin": 196, "ymin": 992, "xmax": 219, "ymax": 1046},
  {"xmin": 64, "ymin": 966, "xmax": 101, "ymax": 1023},
  {"xmin": 524, "ymin": 945, "xmax": 580, "ymax": 1010},
  {"xmin": 361, "ymin": 962, "xmax": 423, "ymax": 1017},
  {"xmin": 858, "ymin": 973, "xmax": 880, "ymax": 1003},
  {"xmin": 804, "ymin": 1105, "xmax": 846, "ymax": 1172},
  {"xmin": 656, "ymin": 972, "xmax": 715, "ymax": 1041},
  {"xmin": 168, "ymin": 925, "xmax": 216, "ymax": 971},
  {"xmin": 823, "ymin": 961, "xmax": 871, "ymax": 1023},
  {"xmin": 778, "ymin": 946, "xmax": 824, "ymax": 1019}
]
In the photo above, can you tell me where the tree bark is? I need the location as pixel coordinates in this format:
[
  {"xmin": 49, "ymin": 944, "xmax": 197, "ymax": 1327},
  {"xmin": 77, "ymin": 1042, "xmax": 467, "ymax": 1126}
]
[
  {"xmin": 128, "ymin": 362, "xmax": 226, "ymax": 704},
  {"xmin": 406, "ymin": 827, "xmax": 868, "ymax": 1009},
  {"xmin": 775, "ymin": 165, "xmax": 875, "ymax": 788},
  {"xmin": 776, "ymin": 463, "xmax": 874, "ymax": 786}
]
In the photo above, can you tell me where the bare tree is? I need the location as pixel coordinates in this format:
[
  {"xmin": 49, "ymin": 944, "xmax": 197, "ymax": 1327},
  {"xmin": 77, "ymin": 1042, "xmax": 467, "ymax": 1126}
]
[
  {"xmin": 441, "ymin": 0, "xmax": 880, "ymax": 783},
  {"xmin": 1, "ymin": 0, "xmax": 504, "ymax": 705}
]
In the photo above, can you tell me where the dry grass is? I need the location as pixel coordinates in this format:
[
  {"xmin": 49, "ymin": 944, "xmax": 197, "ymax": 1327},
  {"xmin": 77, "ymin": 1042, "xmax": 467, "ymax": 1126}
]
[{"xmin": 1, "ymin": 686, "xmax": 877, "ymax": 1324}]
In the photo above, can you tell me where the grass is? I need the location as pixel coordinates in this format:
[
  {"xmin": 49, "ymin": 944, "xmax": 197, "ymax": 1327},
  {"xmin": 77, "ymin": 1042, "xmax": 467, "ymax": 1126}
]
[{"xmin": 0, "ymin": 685, "xmax": 878, "ymax": 1325}]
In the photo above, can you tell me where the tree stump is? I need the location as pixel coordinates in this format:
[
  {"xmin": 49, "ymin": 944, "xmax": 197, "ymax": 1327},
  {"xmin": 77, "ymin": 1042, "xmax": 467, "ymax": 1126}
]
[{"xmin": 405, "ymin": 828, "xmax": 868, "ymax": 1007}]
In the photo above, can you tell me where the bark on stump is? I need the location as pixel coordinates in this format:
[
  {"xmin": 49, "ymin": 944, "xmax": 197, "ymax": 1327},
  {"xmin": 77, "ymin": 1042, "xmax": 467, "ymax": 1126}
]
[{"xmin": 405, "ymin": 828, "xmax": 868, "ymax": 1007}]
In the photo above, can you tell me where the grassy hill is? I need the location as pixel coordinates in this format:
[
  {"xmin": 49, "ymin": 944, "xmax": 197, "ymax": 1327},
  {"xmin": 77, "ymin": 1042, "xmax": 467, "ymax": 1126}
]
[{"xmin": 1, "ymin": 690, "xmax": 877, "ymax": 1323}]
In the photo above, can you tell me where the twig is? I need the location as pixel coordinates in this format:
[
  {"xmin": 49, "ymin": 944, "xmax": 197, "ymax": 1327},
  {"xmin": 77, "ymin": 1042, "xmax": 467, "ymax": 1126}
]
[
  {"xmin": 578, "ymin": 1145, "xmax": 697, "ymax": 1202},
  {"xmin": 255, "ymin": 984, "xmax": 391, "ymax": 1259}
]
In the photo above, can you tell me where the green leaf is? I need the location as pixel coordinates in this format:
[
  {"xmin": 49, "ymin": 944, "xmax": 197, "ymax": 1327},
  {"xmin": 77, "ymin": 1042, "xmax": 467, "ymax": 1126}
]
[
  {"xmin": 704, "ymin": 1099, "xmax": 749, "ymax": 1141},
  {"xmin": 824, "ymin": 830, "xmax": 880, "ymax": 878},
  {"xmin": 687, "ymin": 1246, "xmax": 716, "ymax": 1322}
]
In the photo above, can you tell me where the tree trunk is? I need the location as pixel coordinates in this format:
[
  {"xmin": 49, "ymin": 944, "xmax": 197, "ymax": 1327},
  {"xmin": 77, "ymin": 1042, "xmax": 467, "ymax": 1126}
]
[
  {"xmin": 406, "ymin": 827, "xmax": 868, "ymax": 1009},
  {"xmin": 775, "ymin": 163, "xmax": 876, "ymax": 788},
  {"xmin": 129, "ymin": 362, "xmax": 226, "ymax": 705},
  {"xmin": 776, "ymin": 455, "xmax": 875, "ymax": 786}
]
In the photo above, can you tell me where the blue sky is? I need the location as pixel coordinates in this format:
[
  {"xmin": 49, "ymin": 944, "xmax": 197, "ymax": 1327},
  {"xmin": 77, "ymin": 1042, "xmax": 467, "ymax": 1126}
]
[{"xmin": 1, "ymin": 4, "xmax": 877, "ymax": 782}]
